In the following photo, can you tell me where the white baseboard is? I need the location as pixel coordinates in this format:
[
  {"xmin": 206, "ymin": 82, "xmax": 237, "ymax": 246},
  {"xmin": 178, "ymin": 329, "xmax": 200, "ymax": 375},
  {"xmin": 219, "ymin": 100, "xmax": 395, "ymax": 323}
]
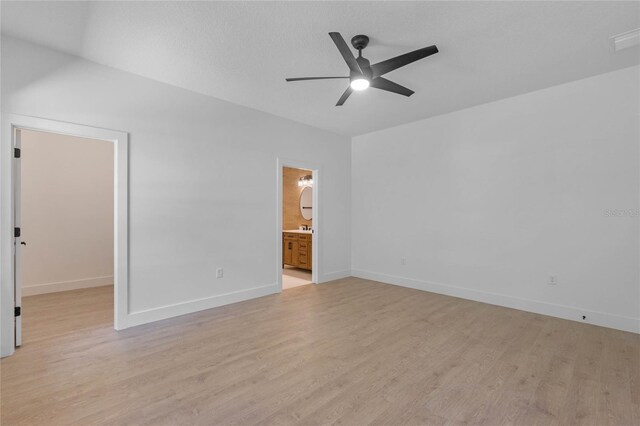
[
  {"xmin": 23, "ymin": 276, "xmax": 113, "ymax": 296},
  {"xmin": 351, "ymin": 269, "xmax": 640, "ymax": 334},
  {"xmin": 125, "ymin": 283, "xmax": 280, "ymax": 328},
  {"xmin": 320, "ymin": 269, "xmax": 352, "ymax": 283}
]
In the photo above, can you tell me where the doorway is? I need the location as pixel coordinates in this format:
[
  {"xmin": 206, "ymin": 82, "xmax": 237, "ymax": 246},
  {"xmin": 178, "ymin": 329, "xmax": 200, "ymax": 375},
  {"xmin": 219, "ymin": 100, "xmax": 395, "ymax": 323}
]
[
  {"xmin": 277, "ymin": 159, "xmax": 320, "ymax": 291},
  {"xmin": 282, "ymin": 167, "xmax": 313, "ymax": 289},
  {"xmin": 1, "ymin": 114, "xmax": 129, "ymax": 357},
  {"xmin": 17, "ymin": 129, "xmax": 114, "ymax": 344}
]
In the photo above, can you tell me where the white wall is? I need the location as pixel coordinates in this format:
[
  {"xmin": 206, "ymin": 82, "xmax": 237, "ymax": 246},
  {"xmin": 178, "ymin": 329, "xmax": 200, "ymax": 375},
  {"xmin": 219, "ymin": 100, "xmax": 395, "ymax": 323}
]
[
  {"xmin": 2, "ymin": 35, "xmax": 636, "ymax": 353},
  {"xmin": 1, "ymin": 36, "xmax": 351, "ymax": 338},
  {"xmin": 352, "ymin": 66, "xmax": 640, "ymax": 333},
  {"xmin": 20, "ymin": 129, "xmax": 114, "ymax": 296}
]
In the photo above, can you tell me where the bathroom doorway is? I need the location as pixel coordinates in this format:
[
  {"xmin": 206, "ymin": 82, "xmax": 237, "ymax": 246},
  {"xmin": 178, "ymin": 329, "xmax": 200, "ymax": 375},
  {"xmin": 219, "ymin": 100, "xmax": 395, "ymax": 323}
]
[
  {"xmin": 282, "ymin": 166, "xmax": 313, "ymax": 289},
  {"xmin": 277, "ymin": 161, "xmax": 320, "ymax": 290}
]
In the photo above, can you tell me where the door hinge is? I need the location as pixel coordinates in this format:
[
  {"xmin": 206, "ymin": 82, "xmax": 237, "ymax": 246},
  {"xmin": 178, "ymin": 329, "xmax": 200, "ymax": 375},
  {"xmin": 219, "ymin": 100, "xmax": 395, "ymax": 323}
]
[
  {"xmin": 14, "ymin": 227, "xmax": 20, "ymax": 238},
  {"xmin": 14, "ymin": 306, "xmax": 21, "ymax": 317},
  {"xmin": 14, "ymin": 148, "xmax": 21, "ymax": 158}
]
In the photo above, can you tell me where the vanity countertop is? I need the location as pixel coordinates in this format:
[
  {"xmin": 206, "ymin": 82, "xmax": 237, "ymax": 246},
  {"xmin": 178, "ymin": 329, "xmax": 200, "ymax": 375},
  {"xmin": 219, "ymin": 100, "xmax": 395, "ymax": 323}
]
[{"xmin": 283, "ymin": 229, "xmax": 313, "ymax": 234}]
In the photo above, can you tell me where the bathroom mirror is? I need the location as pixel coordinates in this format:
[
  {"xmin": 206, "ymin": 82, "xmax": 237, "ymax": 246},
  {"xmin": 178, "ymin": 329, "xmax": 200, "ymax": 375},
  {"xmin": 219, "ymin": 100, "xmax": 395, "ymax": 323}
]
[{"xmin": 299, "ymin": 186, "xmax": 313, "ymax": 220}]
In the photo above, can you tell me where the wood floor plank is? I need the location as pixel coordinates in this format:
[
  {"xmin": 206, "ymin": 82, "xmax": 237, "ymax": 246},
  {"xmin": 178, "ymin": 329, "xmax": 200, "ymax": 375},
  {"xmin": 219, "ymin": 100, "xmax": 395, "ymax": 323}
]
[{"xmin": 1, "ymin": 278, "xmax": 638, "ymax": 425}]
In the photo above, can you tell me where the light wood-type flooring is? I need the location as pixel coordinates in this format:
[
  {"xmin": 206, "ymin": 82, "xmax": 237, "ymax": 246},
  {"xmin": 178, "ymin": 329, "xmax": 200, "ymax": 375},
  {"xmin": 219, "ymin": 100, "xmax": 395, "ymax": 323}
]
[{"xmin": 1, "ymin": 278, "xmax": 638, "ymax": 425}]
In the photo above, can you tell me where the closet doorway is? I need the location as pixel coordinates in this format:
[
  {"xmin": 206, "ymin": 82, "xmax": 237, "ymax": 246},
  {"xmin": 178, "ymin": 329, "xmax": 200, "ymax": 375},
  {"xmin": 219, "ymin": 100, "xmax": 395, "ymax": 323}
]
[
  {"xmin": 16, "ymin": 129, "xmax": 114, "ymax": 345},
  {"xmin": 2, "ymin": 114, "xmax": 129, "ymax": 357}
]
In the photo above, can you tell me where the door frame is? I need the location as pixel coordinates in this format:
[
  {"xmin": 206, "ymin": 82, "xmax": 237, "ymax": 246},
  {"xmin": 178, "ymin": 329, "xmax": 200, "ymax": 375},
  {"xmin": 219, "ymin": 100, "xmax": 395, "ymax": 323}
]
[
  {"xmin": 276, "ymin": 158, "xmax": 320, "ymax": 289},
  {"xmin": 1, "ymin": 114, "xmax": 129, "ymax": 357}
]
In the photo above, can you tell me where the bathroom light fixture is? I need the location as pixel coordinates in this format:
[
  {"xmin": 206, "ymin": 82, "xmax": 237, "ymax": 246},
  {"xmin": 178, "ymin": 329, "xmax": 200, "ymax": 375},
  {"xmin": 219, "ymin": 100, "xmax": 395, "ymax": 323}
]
[
  {"xmin": 298, "ymin": 174, "xmax": 313, "ymax": 187},
  {"xmin": 350, "ymin": 78, "xmax": 370, "ymax": 91}
]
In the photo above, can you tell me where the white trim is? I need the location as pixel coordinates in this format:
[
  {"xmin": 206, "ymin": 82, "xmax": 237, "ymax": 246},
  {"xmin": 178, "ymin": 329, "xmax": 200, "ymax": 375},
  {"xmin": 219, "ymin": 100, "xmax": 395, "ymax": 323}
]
[
  {"xmin": 13, "ymin": 129, "xmax": 23, "ymax": 347},
  {"xmin": 351, "ymin": 269, "xmax": 640, "ymax": 334},
  {"xmin": 276, "ymin": 158, "xmax": 322, "ymax": 290},
  {"xmin": 22, "ymin": 277, "xmax": 113, "ymax": 297},
  {"xmin": 320, "ymin": 270, "xmax": 352, "ymax": 283},
  {"xmin": 126, "ymin": 283, "xmax": 279, "ymax": 327},
  {"xmin": 1, "ymin": 114, "xmax": 129, "ymax": 357}
]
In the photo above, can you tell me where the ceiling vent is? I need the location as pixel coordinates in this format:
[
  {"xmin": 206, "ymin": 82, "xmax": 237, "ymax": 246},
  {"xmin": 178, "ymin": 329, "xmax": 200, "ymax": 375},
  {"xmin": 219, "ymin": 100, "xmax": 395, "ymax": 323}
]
[{"xmin": 611, "ymin": 28, "xmax": 640, "ymax": 51}]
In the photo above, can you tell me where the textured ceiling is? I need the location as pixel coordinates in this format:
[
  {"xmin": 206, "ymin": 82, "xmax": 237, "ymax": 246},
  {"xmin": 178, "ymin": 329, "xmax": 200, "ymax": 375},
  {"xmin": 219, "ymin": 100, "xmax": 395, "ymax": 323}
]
[{"xmin": 1, "ymin": 1, "xmax": 639, "ymax": 136}]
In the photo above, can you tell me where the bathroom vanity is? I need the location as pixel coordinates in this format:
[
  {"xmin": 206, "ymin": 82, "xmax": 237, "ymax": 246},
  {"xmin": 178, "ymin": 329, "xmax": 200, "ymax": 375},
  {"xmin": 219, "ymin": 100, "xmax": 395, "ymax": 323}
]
[{"xmin": 282, "ymin": 230, "xmax": 312, "ymax": 270}]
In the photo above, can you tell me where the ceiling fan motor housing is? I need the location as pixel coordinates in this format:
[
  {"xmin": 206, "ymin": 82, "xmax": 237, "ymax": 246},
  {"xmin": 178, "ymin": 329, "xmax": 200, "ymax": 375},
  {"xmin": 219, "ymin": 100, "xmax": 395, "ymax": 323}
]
[{"xmin": 351, "ymin": 34, "xmax": 370, "ymax": 51}]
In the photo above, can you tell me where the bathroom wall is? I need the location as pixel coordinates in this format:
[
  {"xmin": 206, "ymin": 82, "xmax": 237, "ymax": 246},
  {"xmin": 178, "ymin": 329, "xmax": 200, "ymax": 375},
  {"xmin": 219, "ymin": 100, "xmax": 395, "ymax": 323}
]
[{"xmin": 283, "ymin": 167, "xmax": 312, "ymax": 231}]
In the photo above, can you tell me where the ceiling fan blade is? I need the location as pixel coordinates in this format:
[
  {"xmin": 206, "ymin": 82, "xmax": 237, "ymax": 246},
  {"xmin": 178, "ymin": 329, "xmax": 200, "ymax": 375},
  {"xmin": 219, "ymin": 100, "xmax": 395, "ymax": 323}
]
[
  {"xmin": 371, "ymin": 45, "xmax": 438, "ymax": 78},
  {"xmin": 370, "ymin": 77, "xmax": 414, "ymax": 97},
  {"xmin": 336, "ymin": 86, "xmax": 353, "ymax": 106},
  {"xmin": 286, "ymin": 76, "xmax": 349, "ymax": 82},
  {"xmin": 329, "ymin": 32, "xmax": 362, "ymax": 74}
]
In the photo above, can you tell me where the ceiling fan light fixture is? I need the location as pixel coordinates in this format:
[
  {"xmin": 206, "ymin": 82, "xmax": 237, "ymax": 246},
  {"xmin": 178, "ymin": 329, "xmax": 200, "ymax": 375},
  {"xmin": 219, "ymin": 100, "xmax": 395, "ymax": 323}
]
[{"xmin": 350, "ymin": 78, "xmax": 370, "ymax": 91}]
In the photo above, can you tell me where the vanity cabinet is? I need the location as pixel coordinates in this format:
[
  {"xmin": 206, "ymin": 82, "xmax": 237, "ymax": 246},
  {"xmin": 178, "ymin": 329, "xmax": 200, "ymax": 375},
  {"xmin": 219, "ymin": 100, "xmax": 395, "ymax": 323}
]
[{"xmin": 283, "ymin": 232, "xmax": 312, "ymax": 270}]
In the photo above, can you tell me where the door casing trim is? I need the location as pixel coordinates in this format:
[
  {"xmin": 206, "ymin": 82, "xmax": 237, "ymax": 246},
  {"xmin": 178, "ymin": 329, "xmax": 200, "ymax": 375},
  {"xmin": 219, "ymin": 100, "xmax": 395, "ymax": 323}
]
[{"xmin": 1, "ymin": 114, "xmax": 129, "ymax": 357}]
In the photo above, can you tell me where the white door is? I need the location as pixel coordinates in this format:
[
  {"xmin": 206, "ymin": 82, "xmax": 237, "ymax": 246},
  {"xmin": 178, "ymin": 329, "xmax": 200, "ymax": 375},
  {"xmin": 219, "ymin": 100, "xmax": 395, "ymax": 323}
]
[{"xmin": 13, "ymin": 128, "xmax": 22, "ymax": 347}]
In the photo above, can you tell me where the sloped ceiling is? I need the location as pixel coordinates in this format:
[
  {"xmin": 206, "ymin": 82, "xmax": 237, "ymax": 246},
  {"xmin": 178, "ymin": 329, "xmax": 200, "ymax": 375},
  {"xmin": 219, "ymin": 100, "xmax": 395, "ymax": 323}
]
[{"xmin": 2, "ymin": 1, "xmax": 639, "ymax": 136}]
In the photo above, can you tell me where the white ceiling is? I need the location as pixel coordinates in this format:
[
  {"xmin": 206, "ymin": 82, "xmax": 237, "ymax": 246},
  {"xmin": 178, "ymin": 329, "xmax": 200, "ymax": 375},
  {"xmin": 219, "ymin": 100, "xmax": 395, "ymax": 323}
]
[{"xmin": 2, "ymin": 1, "xmax": 639, "ymax": 136}]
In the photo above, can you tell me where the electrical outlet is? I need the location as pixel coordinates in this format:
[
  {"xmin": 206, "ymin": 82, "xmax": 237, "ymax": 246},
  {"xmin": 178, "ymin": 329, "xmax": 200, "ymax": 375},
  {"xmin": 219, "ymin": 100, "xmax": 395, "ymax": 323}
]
[
  {"xmin": 548, "ymin": 275, "xmax": 557, "ymax": 285},
  {"xmin": 401, "ymin": 258, "xmax": 406, "ymax": 266},
  {"xmin": 216, "ymin": 268, "xmax": 223, "ymax": 279}
]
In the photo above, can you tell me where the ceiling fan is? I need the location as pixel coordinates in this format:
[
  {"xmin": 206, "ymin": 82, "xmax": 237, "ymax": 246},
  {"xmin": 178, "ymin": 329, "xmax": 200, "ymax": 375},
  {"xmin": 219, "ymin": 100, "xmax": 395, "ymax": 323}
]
[{"xmin": 286, "ymin": 32, "xmax": 438, "ymax": 106}]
